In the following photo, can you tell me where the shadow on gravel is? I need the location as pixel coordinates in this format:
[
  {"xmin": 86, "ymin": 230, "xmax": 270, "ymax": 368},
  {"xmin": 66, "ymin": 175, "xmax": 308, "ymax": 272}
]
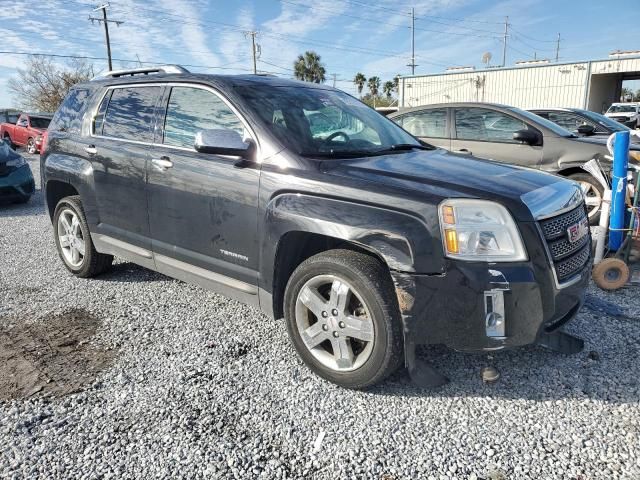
[
  {"xmin": 97, "ymin": 261, "xmax": 168, "ymax": 283},
  {"xmin": 368, "ymin": 295, "xmax": 640, "ymax": 403},
  {"xmin": 0, "ymin": 192, "xmax": 45, "ymax": 219},
  {"xmin": 0, "ymin": 308, "xmax": 116, "ymax": 401}
]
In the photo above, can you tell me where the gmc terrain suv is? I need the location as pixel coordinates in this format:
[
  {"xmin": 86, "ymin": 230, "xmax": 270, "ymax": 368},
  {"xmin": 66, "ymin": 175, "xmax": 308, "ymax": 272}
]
[{"xmin": 42, "ymin": 66, "xmax": 591, "ymax": 388}]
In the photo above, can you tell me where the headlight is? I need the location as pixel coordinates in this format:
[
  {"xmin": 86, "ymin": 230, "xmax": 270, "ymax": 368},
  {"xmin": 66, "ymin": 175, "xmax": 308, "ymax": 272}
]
[
  {"xmin": 6, "ymin": 156, "xmax": 26, "ymax": 167},
  {"xmin": 438, "ymin": 199, "xmax": 528, "ymax": 262}
]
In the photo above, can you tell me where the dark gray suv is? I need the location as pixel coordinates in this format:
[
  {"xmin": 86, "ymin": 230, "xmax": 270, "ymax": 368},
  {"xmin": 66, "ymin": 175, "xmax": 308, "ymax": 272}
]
[
  {"xmin": 389, "ymin": 102, "xmax": 640, "ymax": 223},
  {"xmin": 42, "ymin": 67, "xmax": 591, "ymax": 388}
]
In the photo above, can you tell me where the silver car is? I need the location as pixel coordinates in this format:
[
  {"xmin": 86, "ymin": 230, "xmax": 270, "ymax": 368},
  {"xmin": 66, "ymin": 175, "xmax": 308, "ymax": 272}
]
[{"xmin": 389, "ymin": 102, "xmax": 640, "ymax": 222}]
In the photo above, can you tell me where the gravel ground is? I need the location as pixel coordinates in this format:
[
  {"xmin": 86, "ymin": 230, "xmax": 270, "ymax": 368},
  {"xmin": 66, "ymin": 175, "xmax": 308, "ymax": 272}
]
[{"xmin": 0, "ymin": 153, "xmax": 639, "ymax": 479}]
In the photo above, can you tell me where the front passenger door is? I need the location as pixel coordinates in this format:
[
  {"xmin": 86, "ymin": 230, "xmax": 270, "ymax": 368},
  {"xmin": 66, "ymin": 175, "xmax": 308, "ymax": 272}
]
[
  {"xmin": 451, "ymin": 107, "xmax": 542, "ymax": 168},
  {"xmin": 147, "ymin": 85, "xmax": 261, "ymax": 303}
]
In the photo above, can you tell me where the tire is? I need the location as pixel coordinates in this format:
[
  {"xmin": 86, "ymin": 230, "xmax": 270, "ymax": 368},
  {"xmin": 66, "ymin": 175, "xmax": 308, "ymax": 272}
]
[
  {"xmin": 284, "ymin": 249, "xmax": 403, "ymax": 389},
  {"xmin": 592, "ymin": 258, "xmax": 629, "ymax": 291},
  {"xmin": 26, "ymin": 137, "xmax": 36, "ymax": 154},
  {"xmin": 53, "ymin": 195, "xmax": 113, "ymax": 278},
  {"xmin": 569, "ymin": 172, "xmax": 603, "ymax": 225}
]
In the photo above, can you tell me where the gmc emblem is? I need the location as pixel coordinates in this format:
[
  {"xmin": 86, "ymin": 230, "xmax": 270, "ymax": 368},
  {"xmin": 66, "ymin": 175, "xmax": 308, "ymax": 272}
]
[{"xmin": 567, "ymin": 217, "xmax": 589, "ymax": 244}]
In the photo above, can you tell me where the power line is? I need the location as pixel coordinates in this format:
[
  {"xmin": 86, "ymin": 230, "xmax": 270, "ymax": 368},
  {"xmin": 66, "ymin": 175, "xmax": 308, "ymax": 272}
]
[
  {"xmin": 88, "ymin": 3, "xmax": 124, "ymax": 71},
  {"xmin": 508, "ymin": 26, "xmax": 558, "ymax": 43}
]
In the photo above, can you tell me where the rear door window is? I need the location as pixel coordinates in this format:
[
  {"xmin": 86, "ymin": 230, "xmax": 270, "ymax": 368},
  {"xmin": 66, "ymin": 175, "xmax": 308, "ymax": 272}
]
[
  {"xmin": 397, "ymin": 109, "xmax": 447, "ymax": 138},
  {"xmin": 50, "ymin": 88, "xmax": 91, "ymax": 133},
  {"xmin": 162, "ymin": 86, "xmax": 244, "ymax": 149},
  {"xmin": 455, "ymin": 108, "xmax": 527, "ymax": 143},
  {"xmin": 102, "ymin": 86, "xmax": 162, "ymax": 142}
]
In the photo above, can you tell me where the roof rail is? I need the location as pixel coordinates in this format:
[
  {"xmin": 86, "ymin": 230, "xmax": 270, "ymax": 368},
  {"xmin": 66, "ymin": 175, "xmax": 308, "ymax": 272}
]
[{"xmin": 92, "ymin": 65, "xmax": 190, "ymax": 80}]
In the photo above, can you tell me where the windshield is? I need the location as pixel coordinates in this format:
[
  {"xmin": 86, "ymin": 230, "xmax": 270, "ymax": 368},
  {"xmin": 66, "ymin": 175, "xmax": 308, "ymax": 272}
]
[
  {"xmin": 236, "ymin": 86, "xmax": 422, "ymax": 158},
  {"xmin": 578, "ymin": 110, "xmax": 630, "ymax": 132},
  {"xmin": 511, "ymin": 107, "xmax": 577, "ymax": 137},
  {"xmin": 607, "ymin": 104, "xmax": 638, "ymax": 113},
  {"xmin": 30, "ymin": 117, "xmax": 51, "ymax": 129}
]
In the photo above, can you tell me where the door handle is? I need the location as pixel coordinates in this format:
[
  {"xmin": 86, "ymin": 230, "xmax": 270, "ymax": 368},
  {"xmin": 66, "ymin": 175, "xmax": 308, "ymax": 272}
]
[
  {"xmin": 85, "ymin": 145, "xmax": 97, "ymax": 155},
  {"xmin": 151, "ymin": 157, "xmax": 173, "ymax": 171},
  {"xmin": 456, "ymin": 148, "xmax": 472, "ymax": 155}
]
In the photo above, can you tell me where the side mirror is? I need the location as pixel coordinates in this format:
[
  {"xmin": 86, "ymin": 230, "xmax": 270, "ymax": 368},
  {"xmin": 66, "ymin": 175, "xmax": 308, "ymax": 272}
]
[
  {"xmin": 513, "ymin": 129, "xmax": 540, "ymax": 146},
  {"xmin": 194, "ymin": 129, "xmax": 253, "ymax": 158},
  {"xmin": 577, "ymin": 124, "xmax": 596, "ymax": 136}
]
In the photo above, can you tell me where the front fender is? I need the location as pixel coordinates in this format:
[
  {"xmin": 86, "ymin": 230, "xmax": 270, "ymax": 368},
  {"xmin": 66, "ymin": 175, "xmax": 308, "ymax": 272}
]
[{"xmin": 260, "ymin": 193, "xmax": 444, "ymax": 280}]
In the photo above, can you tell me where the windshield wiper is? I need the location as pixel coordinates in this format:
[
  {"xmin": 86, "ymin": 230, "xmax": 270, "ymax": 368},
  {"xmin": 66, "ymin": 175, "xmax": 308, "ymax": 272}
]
[{"xmin": 374, "ymin": 143, "xmax": 432, "ymax": 153}]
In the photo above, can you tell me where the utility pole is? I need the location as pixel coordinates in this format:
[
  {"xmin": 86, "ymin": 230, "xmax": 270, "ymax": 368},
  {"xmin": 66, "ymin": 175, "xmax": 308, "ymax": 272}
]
[
  {"xmin": 501, "ymin": 16, "xmax": 509, "ymax": 67},
  {"xmin": 407, "ymin": 7, "xmax": 417, "ymax": 75},
  {"xmin": 331, "ymin": 73, "xmax": 337, "ymax": 88},
  {"xmin": 555, "ymin": 33, "xmax": 561, "ymax": 62},
  {"xmin": 244, "ymin": 31, "xmax": 259, "ymax": 74},
  {"xmin": 89, "ymin": 3, "xmax": 123, "ymax": 71}
]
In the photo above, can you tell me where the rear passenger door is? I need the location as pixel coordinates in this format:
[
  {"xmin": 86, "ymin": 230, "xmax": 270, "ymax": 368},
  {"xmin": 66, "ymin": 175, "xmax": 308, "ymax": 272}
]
[
  {"xmin": 393, "ymin": 108, "xmax": 451, "ymax": 150},
  {"xmin": 88, "ymin": 84, "xmax": 163, "ymax": 264},
  {"xmin": 147, "ymin": 84, "xmax": 260, "ymax": 301},
  {"xmin": 451, "ymin": 107, "xmax": 542, "ymax": 168}
]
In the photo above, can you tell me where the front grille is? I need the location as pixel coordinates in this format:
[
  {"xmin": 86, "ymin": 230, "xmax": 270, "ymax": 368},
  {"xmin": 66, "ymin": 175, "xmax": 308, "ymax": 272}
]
[{"xmin": 539, "ymin": 205, "xmax": 592, "ymax": 283}]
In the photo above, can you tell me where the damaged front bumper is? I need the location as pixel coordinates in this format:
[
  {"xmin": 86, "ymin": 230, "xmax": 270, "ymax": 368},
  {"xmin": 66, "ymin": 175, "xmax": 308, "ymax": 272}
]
[{"xmin": 392, "ymin": 259, "xmax": 589, "ymax": 353}]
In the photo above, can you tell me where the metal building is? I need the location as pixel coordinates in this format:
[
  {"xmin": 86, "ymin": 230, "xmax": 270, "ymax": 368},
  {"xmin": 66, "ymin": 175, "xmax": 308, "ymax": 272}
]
[{"xmin": 398, "ymin": 52, "xmax": 640, "ymax": 113}]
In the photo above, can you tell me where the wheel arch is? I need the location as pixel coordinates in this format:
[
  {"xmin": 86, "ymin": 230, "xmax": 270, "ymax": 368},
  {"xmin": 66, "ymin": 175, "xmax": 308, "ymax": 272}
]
[
  {"xmin": 260, "ymin": 193, "xmax": 445, "ymax": 319},
  {"xmin": 45, "ymin": 180, "xmax": 79, "ymax": 219}
]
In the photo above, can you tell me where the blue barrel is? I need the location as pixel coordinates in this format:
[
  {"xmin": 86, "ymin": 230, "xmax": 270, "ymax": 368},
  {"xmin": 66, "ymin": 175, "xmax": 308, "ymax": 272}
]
[{"xmin": 609, "ymin": 130, "xmax": 630, "ymax": 251}]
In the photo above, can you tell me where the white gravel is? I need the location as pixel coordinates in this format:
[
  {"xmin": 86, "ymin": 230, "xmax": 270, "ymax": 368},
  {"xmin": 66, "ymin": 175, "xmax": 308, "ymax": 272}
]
[{"xmin": 0, "ymin": 153, "xmax": 639, "ymax": 479}]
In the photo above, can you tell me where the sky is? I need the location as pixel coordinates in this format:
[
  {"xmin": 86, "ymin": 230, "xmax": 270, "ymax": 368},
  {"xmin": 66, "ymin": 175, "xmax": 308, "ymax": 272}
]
[{"xmin": 0, "ymin": 0, "xmax": 639, "ymax": 108}]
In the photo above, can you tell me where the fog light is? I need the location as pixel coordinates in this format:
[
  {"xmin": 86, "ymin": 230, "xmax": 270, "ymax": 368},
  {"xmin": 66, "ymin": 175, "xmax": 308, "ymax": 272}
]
[{"xmin": 484, "ymin": 289, "xmax": 506, "ymax": 338}]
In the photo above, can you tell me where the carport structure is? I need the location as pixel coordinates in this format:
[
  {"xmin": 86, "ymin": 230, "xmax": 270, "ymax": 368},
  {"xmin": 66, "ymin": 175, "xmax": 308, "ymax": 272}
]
[{"xmin": 398, "ymin": 53, "xmax": 640, "ymax": 113}]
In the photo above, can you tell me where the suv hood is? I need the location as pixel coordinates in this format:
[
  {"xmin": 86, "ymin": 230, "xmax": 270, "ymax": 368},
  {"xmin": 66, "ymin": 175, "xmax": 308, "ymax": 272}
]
[{"xmin": 324, "ymin": 149, "xmax": 577, "ymax": 221}]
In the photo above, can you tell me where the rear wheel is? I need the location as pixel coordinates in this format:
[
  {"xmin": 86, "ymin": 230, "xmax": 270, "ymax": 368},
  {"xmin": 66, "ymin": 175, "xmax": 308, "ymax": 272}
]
[
  {"xmin": 569, "ymin": 172, "xmax": 603, "ymax": 224},
  {"xmin": 53, "ymin": 196, "xmax": 113, "ymax": 277},
  {"xmin": 284, "ymin": 249, "xmax": 403, "ymax": 389}
]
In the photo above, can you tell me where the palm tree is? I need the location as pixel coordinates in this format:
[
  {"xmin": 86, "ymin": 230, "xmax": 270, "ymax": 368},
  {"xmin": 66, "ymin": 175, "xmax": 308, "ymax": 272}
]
[
  {"xmin": 293, "ymin": 51, "xmax": 326, "ymax": 83},
  {"xmin": 367, "ymin": 76, "xmax": 380, "ymax": 97},
  {"xmin": 383, "ymin": 80, "xmax": 395, "ymax": 99},
  {"xmin": 393, "ymin": 75, "xmax": 400, "ymax": 92},
  {"xmin": 353, "ymin": 72, "xmax": 366, "ymax": 97}
]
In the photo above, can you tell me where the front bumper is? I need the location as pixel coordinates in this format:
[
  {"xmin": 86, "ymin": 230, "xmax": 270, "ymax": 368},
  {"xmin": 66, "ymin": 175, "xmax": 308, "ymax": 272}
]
[
  {"xmin": 0, "ymin": 164, "xmax": 35, "ymax": 200},
  {"xmin": 392, "ymin": 227, "xmax": 590, "ymax": 353}
]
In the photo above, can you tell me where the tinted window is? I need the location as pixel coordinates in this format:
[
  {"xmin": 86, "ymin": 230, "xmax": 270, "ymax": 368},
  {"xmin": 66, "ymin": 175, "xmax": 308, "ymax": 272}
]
[
  {"xmin": 102, "ymin": 86, "xmax": 161, "ymax": 142},
  {"xmin": 163, "ymin": 87, "xmax": 243, "ymax": 148},
  {"xmin": 29, "ymin": 117, "xmax": 51, "ymax": 129},
  {"xmin": 455, "ymin": 108, "xmax": 527, "ymax": 143},
  {"xmin": 93, "ymin": 90, "xmax": 112, "ymax": 135},
  {"xmin": 398, "ymin": 109, "xmax": 447, "ymax": 138},
  {"xmin": 50, "ymin": 88, "xmax": 90, "ymax": 133}
]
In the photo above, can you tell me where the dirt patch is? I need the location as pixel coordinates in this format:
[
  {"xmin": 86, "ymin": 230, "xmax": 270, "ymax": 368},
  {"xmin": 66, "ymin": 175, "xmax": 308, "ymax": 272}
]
[{"xmin": 0, "ymin": 308, "xmax": 116, "ymax": 401}]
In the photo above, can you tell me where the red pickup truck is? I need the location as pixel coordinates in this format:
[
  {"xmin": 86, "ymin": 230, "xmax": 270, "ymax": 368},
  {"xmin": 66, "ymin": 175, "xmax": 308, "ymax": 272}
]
[{"xmin": 1, "ymin": 112, "xmax": 52, "ymax": 154}]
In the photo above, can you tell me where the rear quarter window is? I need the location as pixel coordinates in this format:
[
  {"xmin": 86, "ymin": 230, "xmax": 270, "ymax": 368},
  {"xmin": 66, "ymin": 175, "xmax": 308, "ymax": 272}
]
[
  {"xmin": 101, "ymin": 86, "xmax": 162, "ymax": 142},
  {"xmin": 50, "ymin": 88, "xmax": 92, "ymax": 134}
]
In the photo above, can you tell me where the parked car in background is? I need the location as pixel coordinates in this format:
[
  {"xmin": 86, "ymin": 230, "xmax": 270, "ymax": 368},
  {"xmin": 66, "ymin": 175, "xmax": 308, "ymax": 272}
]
[
  {"xmin": 42, "ymin": 66, "xmax": 591, "ymax": 388},
  {"xmin": 605, "ymin": 102, "xmax": 640, "ymax": 128},
  {"xmin": 0, "ymin": 138, "xmax": 34, "ymax": 204},
  {"xmin": 0, "ymin": 112, "xmax": 52, "ymax": 154},
  {"xmin": 530, "ymin": 107, "xmax": 635, "ymax": 139},
  {"xmin": 0, "ymin": 109, "xmax": 20, "ymax": 125},
  {"xmin": 389, "ymin": 102, "xmax": 640, "ymax": 222}
]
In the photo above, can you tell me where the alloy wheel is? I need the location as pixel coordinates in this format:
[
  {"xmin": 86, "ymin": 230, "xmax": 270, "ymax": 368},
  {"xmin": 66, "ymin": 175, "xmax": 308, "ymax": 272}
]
[
  {"xmin": 27, "ymin": 138, "xmax": 36, "ymax": 154},
  {"xmin": 578, "ymin": 180, "xmax": 602, "ymax": 219},
  {"xmin": 294, "ymin": 274, "xmax": 375, "ymax": 372},
  {"xmin": 57, "ymin": 208, "xmax": 86, "ymax": 268}
]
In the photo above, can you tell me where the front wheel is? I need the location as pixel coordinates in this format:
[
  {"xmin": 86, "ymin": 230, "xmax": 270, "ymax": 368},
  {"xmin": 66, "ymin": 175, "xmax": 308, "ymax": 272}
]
[
  {"xmin": 26, "ymin": 137, "xmax": 37, "ymax": 154},
  {"xmin": 569, "ymin": 172, "xmax": 603, "ymax": 224},
  {"xmin": 284, "ymin": 249, "xmax": 403, "ymax": 389},
  {"xmin": 53, "ymin": 196, "xmax": 113, "ymax": 277}
]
